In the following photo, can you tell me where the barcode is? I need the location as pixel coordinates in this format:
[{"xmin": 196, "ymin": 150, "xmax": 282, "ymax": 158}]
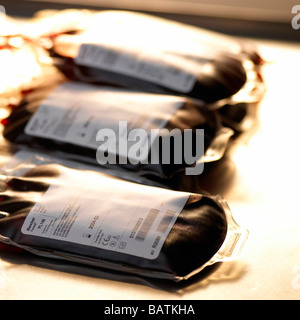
[
  {"xmin": 135, "ymin": 208, "xmax": 160, "ymax": 242},
  {"xmin": 156, "ymin": 210, "xmax": 175, "ymax": 234}
]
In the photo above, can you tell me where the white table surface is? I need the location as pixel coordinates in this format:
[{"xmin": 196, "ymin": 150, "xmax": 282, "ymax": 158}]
[{"xmin": 0, "ymin": 37, "xmax": 300, "ymax": 300}]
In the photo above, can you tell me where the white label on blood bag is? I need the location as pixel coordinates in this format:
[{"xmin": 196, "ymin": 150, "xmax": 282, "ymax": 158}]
[
  {"xmin": 75, "ymin": 43, "xmax": 198, "ymax": 93},
  {"xmin": 24, "ymin": 82, "xmax": 184, "ymax": 162},
  {"xmin": 21, "ymin": 169, "xmax": 189, "ymax": 259}
]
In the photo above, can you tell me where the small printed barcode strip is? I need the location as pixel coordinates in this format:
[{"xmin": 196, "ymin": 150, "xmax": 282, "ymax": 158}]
[
  {"xmin": 135, "ymin": 208, "xmax": 160, "ymax": 242},
  {"xmin": 156, "ymin": 210, "xmax": 175, "ymax": 234}
]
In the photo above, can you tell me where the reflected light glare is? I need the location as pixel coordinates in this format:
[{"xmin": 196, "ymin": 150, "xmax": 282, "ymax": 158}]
[
  {"xmin": 0, "ymin": 108, "xmax": 9, "ymax": 120},
  {"xmin": 0, "ymin": 45, "xmax": 42, "ymax": 94}
]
